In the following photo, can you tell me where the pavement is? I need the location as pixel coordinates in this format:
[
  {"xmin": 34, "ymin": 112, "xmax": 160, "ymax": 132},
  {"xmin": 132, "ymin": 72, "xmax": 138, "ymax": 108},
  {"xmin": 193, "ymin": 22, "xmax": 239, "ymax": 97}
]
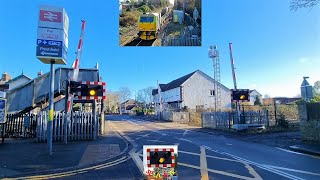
[{"xmin": 0, "ymin": 121, "xmax": 129, "ymax": 179}]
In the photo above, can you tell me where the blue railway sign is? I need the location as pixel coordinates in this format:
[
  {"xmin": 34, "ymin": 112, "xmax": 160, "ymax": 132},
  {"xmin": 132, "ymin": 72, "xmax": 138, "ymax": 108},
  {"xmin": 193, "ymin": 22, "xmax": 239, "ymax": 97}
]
[
  {"xmin": 37, "ymin": 39, "xmax": 63, "ymax": 47},
  {"xmin": 36, "ymin": 46, "xmax": 63, "ymax": 58}
]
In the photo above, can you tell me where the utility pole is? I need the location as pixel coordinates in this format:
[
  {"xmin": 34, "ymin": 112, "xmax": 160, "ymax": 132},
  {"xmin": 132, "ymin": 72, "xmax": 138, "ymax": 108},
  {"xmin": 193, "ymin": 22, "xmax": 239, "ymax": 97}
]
[
  {"xmin": 208, "ymin": 45, "xmax": 221, "ymax": 113},
  {"xmin": 229, "ymin": 43, "xmax": 241, "ymax": 124},
  {"xmin": 157, "ymin": 80, "xmax": 163, "ymax": 119}
]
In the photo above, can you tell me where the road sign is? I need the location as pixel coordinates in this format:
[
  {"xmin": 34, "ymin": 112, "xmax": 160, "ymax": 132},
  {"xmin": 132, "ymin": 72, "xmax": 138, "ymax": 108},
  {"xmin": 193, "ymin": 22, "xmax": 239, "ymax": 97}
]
[
  {"xmin": 0, "ymin": 98, "xmax": 7, "ymax": 123},
  {"xmin": 37, "ymin": 28, "xmax": 68, "ymax": 49},
  {"xmin": 38, "ymin": 5, "xmax": 69, "ymax": 34},
  {"xmin": 36, "ymin": 46, "xmax": 67, "ymax": 64},
  {"xmin": 37, "ymin": 39, "xmax": 63, "ymax": 47}
]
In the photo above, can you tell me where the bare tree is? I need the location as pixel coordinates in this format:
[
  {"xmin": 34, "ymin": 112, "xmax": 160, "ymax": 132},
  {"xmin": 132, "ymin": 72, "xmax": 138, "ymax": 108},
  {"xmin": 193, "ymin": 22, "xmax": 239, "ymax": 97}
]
[
  {"xmin": 105, "ymin": 91, "xmax": 120, "ymax": 113},
  {"xmin": 290, "ymin": 0, "xmax": 319, "ymax": 11},
  {"xmin": 119, "ymin": 87, "xmax": 132, "ymax": 113},
  {"xmin": 136, "ymin": 86, "xmax": 155, "ymax": 104}
]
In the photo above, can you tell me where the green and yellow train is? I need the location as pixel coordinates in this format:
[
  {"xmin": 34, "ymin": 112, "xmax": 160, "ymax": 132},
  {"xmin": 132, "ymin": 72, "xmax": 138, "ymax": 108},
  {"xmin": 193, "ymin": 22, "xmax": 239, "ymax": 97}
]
[{"xmin": 138, "ymin": 13, "xmax": 162, "ymax": 40}]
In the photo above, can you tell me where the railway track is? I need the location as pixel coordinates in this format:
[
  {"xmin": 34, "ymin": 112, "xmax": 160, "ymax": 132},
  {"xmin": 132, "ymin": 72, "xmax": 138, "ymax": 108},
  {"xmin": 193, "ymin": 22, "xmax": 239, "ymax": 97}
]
[{"xmin": 124, "ymin": 38, "xmax": 155, "ymax": 46}]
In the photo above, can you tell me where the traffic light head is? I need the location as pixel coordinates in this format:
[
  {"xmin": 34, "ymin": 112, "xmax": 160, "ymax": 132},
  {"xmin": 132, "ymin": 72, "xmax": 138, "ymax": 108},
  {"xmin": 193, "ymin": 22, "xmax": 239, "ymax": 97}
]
[
  {"xmin": 232, "ymin": 89, "xmax": 250, "ymax": 102},
  {"xmin": 80, "ymin": 84, "xmax": 103, "ymax": 97},
  {"xmin": 150, "ymin": 151, "xmax": 172, "ymax": 165},
  {"xmin": 69, "ymin": 81, "xmax": 82, "ymax": 94}
]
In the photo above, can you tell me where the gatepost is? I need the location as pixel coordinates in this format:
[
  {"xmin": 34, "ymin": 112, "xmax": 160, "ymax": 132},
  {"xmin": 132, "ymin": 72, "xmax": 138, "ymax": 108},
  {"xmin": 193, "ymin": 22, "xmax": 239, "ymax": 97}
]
[{"xmin": 36, "ymin": 5, "xmax": 69, "ymax": 155}]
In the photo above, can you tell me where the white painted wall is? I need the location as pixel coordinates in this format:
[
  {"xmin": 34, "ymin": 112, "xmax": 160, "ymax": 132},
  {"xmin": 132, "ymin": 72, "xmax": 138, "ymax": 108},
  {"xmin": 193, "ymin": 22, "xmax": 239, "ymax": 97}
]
[
  {"xmin": 182, "ymin": 71, "xmax": 231, "ymax": 110},
  {"xmin": 249, "ymin": 90, "xmax": 262, "ymax": 105}
]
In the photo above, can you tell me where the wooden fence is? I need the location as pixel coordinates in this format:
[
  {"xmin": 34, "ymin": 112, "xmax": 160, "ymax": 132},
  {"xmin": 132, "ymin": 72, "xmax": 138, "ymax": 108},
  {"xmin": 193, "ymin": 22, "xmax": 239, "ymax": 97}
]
[{"xmin": 37, "ymin": 111, "xmax": 100, "ymax": 142}]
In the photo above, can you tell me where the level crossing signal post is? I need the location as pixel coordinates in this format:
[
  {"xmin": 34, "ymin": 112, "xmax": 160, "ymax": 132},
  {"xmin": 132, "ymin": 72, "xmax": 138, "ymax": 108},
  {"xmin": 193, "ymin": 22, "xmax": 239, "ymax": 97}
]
[{"xmin": 66, "ymin": 81, "xmax": 106, "ymax": 141}]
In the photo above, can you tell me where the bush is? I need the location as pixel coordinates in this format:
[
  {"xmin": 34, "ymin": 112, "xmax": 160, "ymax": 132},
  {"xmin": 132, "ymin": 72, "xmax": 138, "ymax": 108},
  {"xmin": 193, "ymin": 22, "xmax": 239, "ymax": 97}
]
[
  {"xmin": 150, "ymin": 5, "xmax": 155, "ymax": 10},
  {"xmin": 277, "ymin": 114, "xmax": 289, "ymax": 129},
  {"xmin": 119, "ymin": 11, "xmax": 140, "ymax": 27},
  {"xmin": 138, "ymin": 5, "xmax": 151, "ymax": 13}
]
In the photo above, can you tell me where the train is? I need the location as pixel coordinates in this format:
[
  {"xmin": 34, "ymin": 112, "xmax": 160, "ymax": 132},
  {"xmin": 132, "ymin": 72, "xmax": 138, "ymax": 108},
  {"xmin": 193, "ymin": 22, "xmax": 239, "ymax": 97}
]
[{"xmin": 138, "ymin": 13, "xmax": 162, "ymax": 40}]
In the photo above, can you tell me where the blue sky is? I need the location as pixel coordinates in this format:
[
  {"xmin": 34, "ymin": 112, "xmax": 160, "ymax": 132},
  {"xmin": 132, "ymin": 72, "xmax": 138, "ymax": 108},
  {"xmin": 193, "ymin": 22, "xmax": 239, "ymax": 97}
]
[{"xmin": 0, "ymin": 0, "xmax": 319, "ymax": 98}]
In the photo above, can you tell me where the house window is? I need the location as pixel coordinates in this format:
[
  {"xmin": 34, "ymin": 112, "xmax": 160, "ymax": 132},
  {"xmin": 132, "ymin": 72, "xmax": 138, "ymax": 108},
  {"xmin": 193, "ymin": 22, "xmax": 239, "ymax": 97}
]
[{"xmin": 210, "ymin": 90, "xmax": 215, "ymax": 96}]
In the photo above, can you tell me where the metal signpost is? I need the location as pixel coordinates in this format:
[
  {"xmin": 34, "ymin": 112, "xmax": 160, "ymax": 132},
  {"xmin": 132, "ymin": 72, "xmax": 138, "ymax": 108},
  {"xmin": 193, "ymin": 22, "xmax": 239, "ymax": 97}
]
[{"xmin": 36, "ymin": 5, "xmax": 69, "ymax": 155}]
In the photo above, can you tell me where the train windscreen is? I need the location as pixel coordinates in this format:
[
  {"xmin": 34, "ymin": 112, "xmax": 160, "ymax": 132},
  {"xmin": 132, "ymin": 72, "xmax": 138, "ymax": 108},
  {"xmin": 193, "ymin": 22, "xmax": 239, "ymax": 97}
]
[{"xmin": 139, "ymin": 17, "xmax": 154, "ymax": 23}]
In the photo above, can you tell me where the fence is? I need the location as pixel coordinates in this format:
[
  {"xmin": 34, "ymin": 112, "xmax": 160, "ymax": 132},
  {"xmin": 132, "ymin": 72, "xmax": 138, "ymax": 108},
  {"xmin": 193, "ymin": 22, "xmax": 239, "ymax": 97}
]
[
  {"xmin": 202, "ymin": 110, "xmax": 270, "ymax": 129},
  {"xmin": 202, "ymin": 112, "xmax": 231, "ymax": 129},
  {"xmin": 161, "ymin": 26, "xmax": 201, "ymax": 46},
  {"xmin": 3, "ymin": 113, "xmax": 37, "ymax": 138},
  {"xmin": 37, "ymin": 111, "xmax": 100, "ymax": 142},
  {"xmin": 156, "ymin": 111, "xmax": 190, "ymax": 124}
]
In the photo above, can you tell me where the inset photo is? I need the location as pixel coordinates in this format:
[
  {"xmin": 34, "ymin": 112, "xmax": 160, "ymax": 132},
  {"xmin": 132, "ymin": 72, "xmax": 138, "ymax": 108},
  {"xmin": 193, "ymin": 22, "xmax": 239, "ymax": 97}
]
[{"xmin": 119, "ymin": 0, "xmax": 201, "ymax": 47}]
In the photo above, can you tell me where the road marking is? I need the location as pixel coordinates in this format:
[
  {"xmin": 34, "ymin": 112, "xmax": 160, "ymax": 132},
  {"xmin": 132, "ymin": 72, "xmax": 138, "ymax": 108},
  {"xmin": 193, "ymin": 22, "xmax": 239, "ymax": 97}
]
[
  {"xmin": 146, "ymin": 139, "xmax": 168, "ymax": 143},
  {"xmin": 176, "ymin": 138, "xmax": 192, "ymax": 143},
  {"xmin": 4, "ymin": 156, "xmax": 129, "ymax": 180},
  {"xmin": 264, "ymin": 165, "xmax": 320, "ymax": 176},
  {"xmin": 129, "ymin": 148, "xmax": 144, "ymax": 175},
  {"xmin": 276, "ymin": 147, "xmax": 320, "ymax": 159},
  {"xmin": 135, "ymin": 133, "xmax": 150, "ymax": 140},
  {"xmin": 179, "ymin": 150, "xmax": 200, "ymax": 156},
  {"xmin": 221, "ymin": 152, "xmax": 306, "ymax": 180},
  {"xmin": 183, "ymin": 130, "xmax": 189, "ymax": 136},
  {"xmin": 178, "ymin": 162, "xmax": 253, "ymax": 180},
  {"xmin": 200, "ymin": 146, "xmax": 209, "ymax": 180},
  {"xmin": 95, "ymin": 157, "xmax": 129, "ymax": 170},
  {"xmin": 244, "ymin": 163, "xmax": 263, "ymax": 180}
]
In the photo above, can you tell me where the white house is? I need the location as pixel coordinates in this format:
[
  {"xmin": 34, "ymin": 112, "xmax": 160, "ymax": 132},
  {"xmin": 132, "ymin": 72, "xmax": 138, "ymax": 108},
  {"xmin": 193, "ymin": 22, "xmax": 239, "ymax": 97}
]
[
  {"xmin": 249, "ymin": 89, "xmax": 262, "ymax": 105},
  {"xmin": 152, "ymin": 70, "xmax": 231, "ymax": 111}
]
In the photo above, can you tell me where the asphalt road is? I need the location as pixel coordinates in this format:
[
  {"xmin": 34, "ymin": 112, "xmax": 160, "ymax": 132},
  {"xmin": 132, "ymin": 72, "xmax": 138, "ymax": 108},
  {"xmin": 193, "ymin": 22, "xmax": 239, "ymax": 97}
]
[
  {"xmin": 104, "ymin": 115, "xmax": 320, "ymax": 180},
  {"xmin": 6, "ymin": 115, "xmax": 320, "ymax": 180}
]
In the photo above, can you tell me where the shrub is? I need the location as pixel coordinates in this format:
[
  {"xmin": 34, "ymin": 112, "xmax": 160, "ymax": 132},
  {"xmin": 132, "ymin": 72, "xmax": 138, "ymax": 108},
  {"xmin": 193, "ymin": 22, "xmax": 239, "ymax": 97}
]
[
  {"xmin": 150, "ymin": 5, "xmax": 155, "ymax": 10},
  {"xmin": 277, "ymin": 113, "xmax": 289, "ymax": 129},
  {"xmin": 138, "ymin": 5, "xmax": 151, "ymax": 13}
]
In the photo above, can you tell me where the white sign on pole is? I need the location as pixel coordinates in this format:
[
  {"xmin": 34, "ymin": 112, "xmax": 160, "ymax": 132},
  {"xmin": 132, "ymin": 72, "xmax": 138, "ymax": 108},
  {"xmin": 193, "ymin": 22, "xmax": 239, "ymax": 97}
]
[
  {"xmin": 37, "ymin": 28, "xmax": 68, "ymax": 49},
  {"xmin": 36, "ymin": 5, "xmax": 69, "ymax": 65},
  {"xmin": 38, "ymin": 5, "xmax": 69, "ymax": 34}
]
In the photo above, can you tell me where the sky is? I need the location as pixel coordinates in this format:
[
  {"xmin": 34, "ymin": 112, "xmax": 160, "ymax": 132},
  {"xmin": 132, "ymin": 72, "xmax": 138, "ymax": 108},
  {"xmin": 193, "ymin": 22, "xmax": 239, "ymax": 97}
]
[{"xmin": 0, "ymin": 0, "xmax": 319, "ymax": 98}]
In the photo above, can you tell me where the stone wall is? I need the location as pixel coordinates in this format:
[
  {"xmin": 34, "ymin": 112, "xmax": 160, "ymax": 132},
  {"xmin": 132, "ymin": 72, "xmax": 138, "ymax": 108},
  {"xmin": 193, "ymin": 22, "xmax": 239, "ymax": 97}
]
[{"xmin": 299, "ymin": 103, "xmax": 320, "ymax": 142}]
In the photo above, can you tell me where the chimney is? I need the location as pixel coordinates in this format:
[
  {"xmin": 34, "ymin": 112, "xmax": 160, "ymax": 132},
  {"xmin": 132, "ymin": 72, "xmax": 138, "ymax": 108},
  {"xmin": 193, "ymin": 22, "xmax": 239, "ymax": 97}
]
[
  {"xmin": 1, "ymin": 72, "xmax": 11, "ymax": 82},
  {"xmin": 37, "ymin": 70, "xmax": 43, "ymax": 76}
]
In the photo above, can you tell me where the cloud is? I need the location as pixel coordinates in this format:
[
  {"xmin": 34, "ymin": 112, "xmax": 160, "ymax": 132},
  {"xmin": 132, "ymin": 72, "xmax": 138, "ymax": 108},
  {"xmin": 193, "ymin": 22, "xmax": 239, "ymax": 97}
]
[{"xmin": 299, "ymin": 57, "xmax": 308, "ymax": 63}]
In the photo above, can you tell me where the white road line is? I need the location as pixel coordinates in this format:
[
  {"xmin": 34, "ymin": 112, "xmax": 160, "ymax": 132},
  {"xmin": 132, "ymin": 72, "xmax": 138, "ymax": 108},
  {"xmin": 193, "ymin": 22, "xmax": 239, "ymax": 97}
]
[
  {"xmin": 264, "ymin": 165, "xmax": 320, "ymax": 176},
  {"xmin": 179, "ymin": 150, "xmax": 200, "ymax": 156},
  {"xmin": 176, "ymin": 138, "xmax": 192, "ymax": 143},
  {"xmin": 129, "ymin": 148, "xmax": 144, "ymax": 175},
  {"xmin": 200, "ymin": 146, "xmax": 209, "ymax": 180},
  {"xmin": 276, "ymin": 147, "xmax": 320, "ymax": 159},
  {"xmin": 178, "ymin": 162, "xmax": 253, "ymax": 180},
  {"xmin": 244, "ymin": 163, "xmax": 263, "ymax": 180},
  {"xmin": 183, "ymin": 130, "xmax": 189, "ymax": 137},
  {"xmin": 221, "ymin": 152, "xmax": 306, "ymax": 180},
  {"xmin": 135, "ymin": 133, "xmax": 150, "ymax": 140}
]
